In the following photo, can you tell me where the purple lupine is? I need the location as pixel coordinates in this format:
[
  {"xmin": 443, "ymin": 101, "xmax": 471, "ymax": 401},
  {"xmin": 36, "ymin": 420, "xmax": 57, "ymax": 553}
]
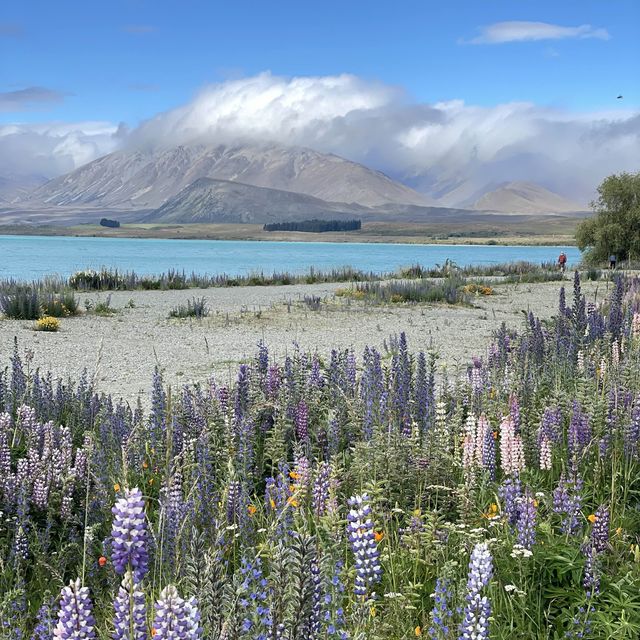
[
  {"xmin": 552, "ymin": 473, "xmax": 583, "ymax": 534},
  {"xmin": 111, "ymin": 487, "xmax": 149, "ymax": 583},
  {"xmin": 458, "ymin": 543, "xmax": 493, "ymax": 640},
  {"xmin": 346, "ymin": 494, "xmax": 382, "ymax": 598},
  {"xmin": 149, "ymin": 367, "xmax": 167, "ymax": 453},
  {"xmin": 568, "ymin": 402, "xmax": 591, "ymax": 458},
  {"xmin": 312, "ymin": 462, "xmax": 331, "ymax": 517},
  {"xmin": 591, "ymin": 505, "xmax": 610, "ymax": 552},
  {"xmin": 112, "ymin": 571, "xmax": 147, "ymax": 640},
  {"xmin": 481, "ymin": 420, "xmax": 496, "ymax": 480},
  {"xmin": 308, "ymin": 354, "xmax": 324, "ymax": 389},
  {"xmin": 153, "ymin": 585, "xmax": 202, "ymax": 640},
  {"xmin": 427, "ymin": 577, "xmax": 454, "ymax": 639},
  {"xmin": 238, "ymin": 556, "xmax": 272, "ymax": 638},
  {"xmin": 295, "ymin": 400, "xmax": 309, "ymax": 442},
  {"xmin": 266, "ymin": 365, "xmax": 281, "ymax": 399},
  {"xmin": 498, "ymin": 475, "xmax": 522, "ymax": 526},
  {"xmin": 31, "ymin": 598, "xmax": 57, "ymax": 640},
  {"xmin": 53, "ymin": 579, "xmax": 96, "ymax": 639},
  {"xmin": 582, "ymin": 545, "xmax": 600, "ymax": 594},
  {"xmin": 516, "ymin": 489, "xmax": 537, "ymax": 550},
  {"xmin": 322, "ymin": 561, "xmax": 349, "ymax": 639},
  {"xmin": 625, "ymin": 398, "xmax": 640, "ymax": 458}
]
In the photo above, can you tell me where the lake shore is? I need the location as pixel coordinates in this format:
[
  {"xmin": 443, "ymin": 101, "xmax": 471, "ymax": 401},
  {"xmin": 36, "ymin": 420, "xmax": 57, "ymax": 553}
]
[
  {"xmin": 0, "ymin": 278, "xmax": 607, "ymax": 405},
  {"xmin": 0, "ymin": 220, "xmax": 578, "ymax": 246}
]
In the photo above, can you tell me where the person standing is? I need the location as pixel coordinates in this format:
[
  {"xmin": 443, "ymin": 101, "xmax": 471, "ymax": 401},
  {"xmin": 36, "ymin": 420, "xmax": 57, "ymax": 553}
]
[
  {"xmin": 557, "ymin": 252, "xmax": 567, "ymax": 272},
  {"xmin": 609, "ymin": 253, "xmax": 617, "ymax": 270}
]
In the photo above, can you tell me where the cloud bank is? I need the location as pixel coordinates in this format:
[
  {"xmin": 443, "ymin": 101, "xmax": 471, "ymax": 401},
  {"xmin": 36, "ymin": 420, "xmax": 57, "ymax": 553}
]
[
  {"xmin": 0, "ymin": 87, "xmax": 67, "ymax": 112},
  {"xmin": 467, "ymin": 21, "xmax": 610, "ymax": 44},
  {"xmin": 2, "ymin": 72, "xmax": 638, "ymax": 204}
]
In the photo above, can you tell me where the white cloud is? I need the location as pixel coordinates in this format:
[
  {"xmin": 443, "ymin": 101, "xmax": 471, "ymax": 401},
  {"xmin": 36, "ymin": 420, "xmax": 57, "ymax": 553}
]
[
  {"xmin": 2, "ymin": 72, "xmax": 638, "ymax": 204},
  {"xmin": 467, "ymin": 21, "xmax": 610, "ymax": 44},
  {"xmin": 0, "ymin": 121, "xmax": 119, "ymax": 177}
]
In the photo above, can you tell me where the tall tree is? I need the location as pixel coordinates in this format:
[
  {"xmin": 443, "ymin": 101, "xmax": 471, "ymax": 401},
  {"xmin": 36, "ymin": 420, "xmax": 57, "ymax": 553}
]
[{"xmin": 576, "ymin": 171, "xmax": 640, "ymax": 264}]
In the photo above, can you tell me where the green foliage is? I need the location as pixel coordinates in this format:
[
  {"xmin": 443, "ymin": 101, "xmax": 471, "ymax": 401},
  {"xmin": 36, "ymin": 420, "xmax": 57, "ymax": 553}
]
[
  {"xmin": 576, "ymin": 171, "xmax": 640, "ymax": 264},
  {"xmin": 169, "ymin": 296, "xmax": 209, "ymax": 318}
]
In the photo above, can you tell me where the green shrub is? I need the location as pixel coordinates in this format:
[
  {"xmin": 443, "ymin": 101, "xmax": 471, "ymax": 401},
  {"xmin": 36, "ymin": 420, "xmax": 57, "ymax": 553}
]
[
  {"xmin": 169, "ymin": 296, "xmax": 209, "ymax": 319},
  {"xmin": 0, "ymin": 288, "xmax": 41, "ymax": 319}
]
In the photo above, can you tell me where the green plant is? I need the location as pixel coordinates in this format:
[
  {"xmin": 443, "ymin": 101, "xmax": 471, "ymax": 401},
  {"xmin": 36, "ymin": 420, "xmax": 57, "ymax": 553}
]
[{"xmin": 169, "ymin": 296, "xmax": 209, "ymax": 319}]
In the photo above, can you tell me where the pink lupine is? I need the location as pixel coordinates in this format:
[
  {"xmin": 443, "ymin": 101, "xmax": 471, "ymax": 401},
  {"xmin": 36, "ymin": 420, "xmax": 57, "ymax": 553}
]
[{"xmin": 499, "ymin": 416, "xmax": 526, "ymax": 475}]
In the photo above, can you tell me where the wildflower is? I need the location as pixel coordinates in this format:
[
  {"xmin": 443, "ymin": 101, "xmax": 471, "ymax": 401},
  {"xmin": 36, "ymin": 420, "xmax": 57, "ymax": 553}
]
[
  {"xmin": 114, "ymin": 483, "xmax": 121, "ymax": 493},
  {"xmin": 459, "ymin": 543, "xmax": 493, "ymax": 640},
  {"xmin": 591, "ymin": 505, "xmax": 610, "ymax": 552},
  {"xmin": 516, "ymin": 489, "xmax": 537, "ymax": 551},
  {"xmin": 374, "ymin": 531, "xmax": 384, "ymax": 542},
  {"xmin": 587, "ymin": 514, "xmax": 597, "ymax": 524},
  {"xmin": 499, "ymin": 416, "xmax": 525, "ymax": 475},
  {"xmin": 415, "ymin": 626, "xmax": 422, "ymax": 636},
  {"xmin": 427, "ymin": 577, "xmax": 454, "ymax": 639},
  {"xmin": 247, "ymin": 505, "xmax": 257, "ymax": 516},
  {"xmin": 113, "ymin": 570, "xmax": 147, "ymax": 640},
  {"xmin": 98, "ymin": 556, "xmax": 107, "ymax": 567},
  {"xmin": 153, "ymin": 585, "xmax": 202, "ymax": 640},
  {"xmin": 53, "ymin": 578, "xmax": 96, "ymax": 639},
  {"xmin": 111, "ymin": 487, "xmax": 149, "ymax": 583},
  {"xmin": 347, "ymin": 494, "xmax": 382, "ymax": 598}
]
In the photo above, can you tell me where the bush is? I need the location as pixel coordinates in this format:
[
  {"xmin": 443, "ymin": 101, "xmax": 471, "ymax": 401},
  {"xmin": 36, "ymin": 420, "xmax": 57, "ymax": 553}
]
[
  {"xmin": 34, "ymin": 316, "xmax": 60, "ymax": 331},
  {"xmin": 92, "ymin": 295, "xmax": 116, "ymax": 315},
  {"xmin": 169, "ymin": 297, "xmax": 209, "ymax": 319},
  {"xmin": 0, "ymin": 288, "xmax": 41, "ymax": 319}
]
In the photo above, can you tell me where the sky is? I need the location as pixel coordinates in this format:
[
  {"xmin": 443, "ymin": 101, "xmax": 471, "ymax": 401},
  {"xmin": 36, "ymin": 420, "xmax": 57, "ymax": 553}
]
[{"xmin": 1, "ymin": 0, "xmax": 639, "ymax": 202}]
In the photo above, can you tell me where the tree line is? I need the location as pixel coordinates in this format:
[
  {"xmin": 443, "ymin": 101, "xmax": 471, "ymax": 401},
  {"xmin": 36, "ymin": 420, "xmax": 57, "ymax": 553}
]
[{"xmin": 263, "ymin": 219, "xmax": 362, "ymax": 233}]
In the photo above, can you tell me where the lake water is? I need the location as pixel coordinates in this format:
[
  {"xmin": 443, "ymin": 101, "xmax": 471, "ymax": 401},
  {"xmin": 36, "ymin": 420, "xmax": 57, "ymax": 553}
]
[{"xmin": 0, "ymin": 235, "xmax": 581, "ymax": 280}]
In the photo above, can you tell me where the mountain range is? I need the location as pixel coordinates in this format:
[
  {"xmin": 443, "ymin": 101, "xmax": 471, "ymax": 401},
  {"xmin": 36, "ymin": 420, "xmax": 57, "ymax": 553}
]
[{"xmin": 1, "ymin": 142, "xmax": 589, "ymax": 225}]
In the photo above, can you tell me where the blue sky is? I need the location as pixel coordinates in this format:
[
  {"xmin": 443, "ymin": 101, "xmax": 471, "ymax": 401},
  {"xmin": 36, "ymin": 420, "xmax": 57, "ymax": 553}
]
[
  {"xmin": 1, "ymin": 0, "xmax": 638, "ymax": 125},
  {"xmin": 0, "ymin": 1, "xmax": 638, "ymax": 201}
]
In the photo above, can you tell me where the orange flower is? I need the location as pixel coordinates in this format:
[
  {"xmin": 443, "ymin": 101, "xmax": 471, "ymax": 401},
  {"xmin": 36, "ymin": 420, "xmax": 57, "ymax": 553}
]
[
  {"xmin": 151, "ymin": 629, "xmax": 157, "ymax": 637},
  {"xmin": 114, "ymin": 483, "xmax": 121, "ymax": 493},
  {"xmin": 289, "ymin": 471, "xmax": 300, "ymax": 480},
  {"xmin": 415, "ymin": 627, "xmax": 422, "ymax": 637},
  {"xmin": 374, "ymin": 531, "xmax": 384, "ymax": 542},
  {"xmin": 248, "ymin": 505, "xmax": 257, "ymax": 516},
  {"xmin": 142, "ymin": 461, "xmax": 148, "ymax": 469},
  {"xmin": 98, "ymin": 556, "xmax": 107, "ymax": 567},
  {"xmin": 148, "ymin": 478, "xmax": 154, "ymax": 485},
  {"xmin": 588, "ymin": 514, "xmax": 597, "ymax": 523},
  {"xmin": 287, "ymin": 497, "xmax": 299, "ymax": 508},
  {"xmin": 492, "ymin": 431, "xmax": 498, "ymax": 440},
  {"xmin": 482, "ymin": 503, "xmax": 499, "ymax": 519}
]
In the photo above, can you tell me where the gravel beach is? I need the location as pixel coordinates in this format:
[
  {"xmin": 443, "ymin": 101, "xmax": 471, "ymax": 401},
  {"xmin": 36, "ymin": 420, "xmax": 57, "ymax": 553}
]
[{"xmin": 0, "ymin": 278, "xmax": 607, "ymax": 405}]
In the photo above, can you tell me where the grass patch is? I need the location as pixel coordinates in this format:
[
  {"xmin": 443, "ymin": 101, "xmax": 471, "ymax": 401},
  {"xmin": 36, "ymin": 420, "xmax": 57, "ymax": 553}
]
[{"xmin": 169, "ymin": 296, "xmax": 209, "ymax": 319}]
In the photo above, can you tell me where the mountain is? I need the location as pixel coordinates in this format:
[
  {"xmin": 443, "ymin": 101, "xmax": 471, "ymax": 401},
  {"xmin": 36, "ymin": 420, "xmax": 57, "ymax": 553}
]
[
  {"xmin": 0, "ymin": 174, "xmax": 47, "ymax": 203},
  {"xmin": 471, "ymin": 181, "xmax": 586, "ymax": 214},
  {"xmin": 145, "ymin": 177, "xmax": 368, "ymax": 224},
  {"xmin": 27, "ymin": 143, "xmax": 431, "ymax": 209}
]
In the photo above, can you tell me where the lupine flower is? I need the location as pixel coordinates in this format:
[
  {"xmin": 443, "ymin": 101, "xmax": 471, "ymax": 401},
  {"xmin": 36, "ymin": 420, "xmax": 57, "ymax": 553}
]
[
  {"xmin": 499, "ymin": 416, "xmax": 525, "ymax": 475},
  {"xmin": 458, "ymin": 543, "xmax": 493, "ymax": 640},
  {"xmin": 498, "ymin": 476, "xmax": 521, "ymax": 526},
  {"xmin": 53, "ymin": 579, "xmax": 96, "ymax": 640},
  {"xmin": 427, "ymin": 578, "xmax": 454, "ymax": 639},
  {"xmin": 154, "ymin": 585, "xmax": 202, "ymax": 640},
  {"xmin": 295, "ymin": 400, "xmax": 309, "ymax": 442},
  {"xmin": 322, "ymin": 561, "xmax": 349, "ymax": 639},
  {"xmin": 590, "ymin": 505, "xmax": 610, "ymax": 552},
  {"xmin": 111, "ymin": 487, "xmax": 149, "ymax": 583},
  {"xmin": 113, "ymin": 571, "xmax": 147, "ymax": 640},
  {"xmin": 347, "ymin": 494, "xmax": 382, "ymax": 598},
  {"xmin": 582, "ymin": 545, "xmax": 600, "ymax": 594},
  {"xmin": 238, "ymin": 556, "xmax": 272, "ymax": 638},
  {"xmin": 552, "ymin": 473, "xmax": 583, "ymax": 534},
  {"xmin": 516, "ymin": 489, "xmax": 537, "ymax": 550},
  {"xmin": 32, "ymin": 597, "xmax": 57, "ymax": 640}
]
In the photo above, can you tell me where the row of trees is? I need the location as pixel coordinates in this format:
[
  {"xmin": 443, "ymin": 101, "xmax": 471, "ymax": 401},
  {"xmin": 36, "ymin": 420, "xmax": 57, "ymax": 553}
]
[
  {"xmin": 577, "ymin": 171, "xmax": 640, "ymax": 264},
  {"xmin": 263, "ymin": 219, "xmax": 362, "ymax": 233}
]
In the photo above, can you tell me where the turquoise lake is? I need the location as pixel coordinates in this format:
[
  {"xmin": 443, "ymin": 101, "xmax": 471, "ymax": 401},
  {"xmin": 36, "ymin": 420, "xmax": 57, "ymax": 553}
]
[{"xmin": 0, "ymin": 235, "xmax": 581, "ymax": 280}]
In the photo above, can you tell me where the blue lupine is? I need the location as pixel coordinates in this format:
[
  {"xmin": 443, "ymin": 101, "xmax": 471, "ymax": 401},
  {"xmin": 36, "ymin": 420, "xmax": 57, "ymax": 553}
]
[
  {"xmin": 112, "ymin": 571, "xmax": 147, "ymax": 640},
  {"xmin": 346, "ymin": 494, "xmax": 382, "ymax": 598},
  {"xmin": 53, "ymin": 579, "xmax": 95, "ymax": 640},
  {"xmin": 428, "ymin": 578, "xmax": 454, "ymax": 639},
  {"xmin": 516, "ymin": 489, "xmax": 537, "ymax": 550},
  {"xmin": 458, "ymin": 543, "xmax": 493, "ymax": 640},
  {"xmin": 153, "ymin": 585, "xmax": 201, "ymax": 640},
  {"xmin": 111, "ymin": 487, "xmax": 149, "ymax": 583}
]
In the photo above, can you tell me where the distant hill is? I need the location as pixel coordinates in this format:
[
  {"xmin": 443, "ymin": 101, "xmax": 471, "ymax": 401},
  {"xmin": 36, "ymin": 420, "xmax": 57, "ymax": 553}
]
[
  {"xmin": 26, "ymin": 142, "xmax": 432, "ymax": 210},
  {"xmin": 0, "ymin": 174, "xmax": 47, "ymax": 203},
  {"xmin": 143, "ymin": 177, "xmax": 369, "ymax": 224},
  {"xmin": 472, "ymin": 181, "xmax": 587, "ymax": 214}
]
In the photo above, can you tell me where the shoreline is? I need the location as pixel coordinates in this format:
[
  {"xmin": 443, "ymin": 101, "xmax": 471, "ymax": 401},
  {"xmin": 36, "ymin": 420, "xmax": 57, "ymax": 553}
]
[{"xmin": 0, "ymin": 221, "xmax": 578, "ymax": 246}]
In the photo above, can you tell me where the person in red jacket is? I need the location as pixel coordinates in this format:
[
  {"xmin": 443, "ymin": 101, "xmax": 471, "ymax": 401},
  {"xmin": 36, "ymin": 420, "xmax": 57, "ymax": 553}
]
[{"xmin": 558, "ymin": 252, "xmax": 567, "ymax": 272}]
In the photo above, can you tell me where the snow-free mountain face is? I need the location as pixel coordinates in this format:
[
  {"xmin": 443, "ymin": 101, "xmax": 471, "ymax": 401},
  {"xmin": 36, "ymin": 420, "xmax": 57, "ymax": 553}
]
[
  {"xmin": 0, "ymin": 174, "xmax": 48, "ymax": 203},
  {"xmin": 471, "ymin": 181, "xmax": 587, "ymax": 214},
  {"xmin": 27, "ymin": 142, "xmax": 432, "ymax": 209},
  {"xmin": 145, "ymin": 177, "xmax": 369, "ymax": 224}
]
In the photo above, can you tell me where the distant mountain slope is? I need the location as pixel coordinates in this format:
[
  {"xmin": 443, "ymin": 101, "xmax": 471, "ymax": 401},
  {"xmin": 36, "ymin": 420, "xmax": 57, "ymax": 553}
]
[
  {"xmin": 144, "ymin": 177, "xmax": 368, "ymax": 223},
  {"xmin": 28, "ymin": 143, "xmax": 432, "ymax": 209},
  {"xmin": 472, "ymin": 181, "xmax": 586, "ymax": 214},
  {"xmin": 0, "ymin": 174, "xmax": 47, "ymax": 203}
]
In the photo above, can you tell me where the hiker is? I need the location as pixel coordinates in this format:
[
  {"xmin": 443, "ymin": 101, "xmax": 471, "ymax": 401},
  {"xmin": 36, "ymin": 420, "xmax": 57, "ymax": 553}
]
[
  {"xmin": 609, "ymin": 254, "xmax": 617, "ymax": 270},
  {"xmin": 557, "ymin": 252, "xmax": 567, "ymax": 272}
]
